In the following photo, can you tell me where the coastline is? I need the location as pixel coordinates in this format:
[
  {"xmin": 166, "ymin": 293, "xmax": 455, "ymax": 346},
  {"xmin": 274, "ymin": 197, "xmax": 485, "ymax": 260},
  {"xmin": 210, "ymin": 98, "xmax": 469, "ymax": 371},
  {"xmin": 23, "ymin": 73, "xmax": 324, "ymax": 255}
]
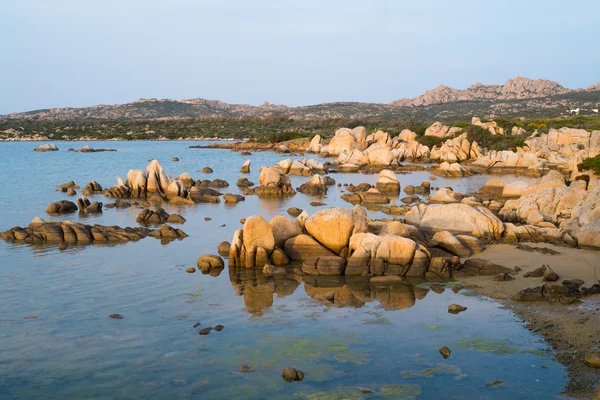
[
  {"xmin": 0, "ymin": 137, "xmax": 241, "ymax": 142},
  {"xmin": 460, "ymin": 243, "xmax": 600, "ymax": 398}
]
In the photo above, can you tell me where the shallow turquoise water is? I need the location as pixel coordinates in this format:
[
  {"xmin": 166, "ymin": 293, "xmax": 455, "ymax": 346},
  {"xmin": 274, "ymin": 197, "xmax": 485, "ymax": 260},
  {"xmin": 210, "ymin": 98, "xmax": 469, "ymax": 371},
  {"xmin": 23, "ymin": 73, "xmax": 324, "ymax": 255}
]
[{"xmin": 0, "ymin": 141, "xmax": 564, "ymax": 399}]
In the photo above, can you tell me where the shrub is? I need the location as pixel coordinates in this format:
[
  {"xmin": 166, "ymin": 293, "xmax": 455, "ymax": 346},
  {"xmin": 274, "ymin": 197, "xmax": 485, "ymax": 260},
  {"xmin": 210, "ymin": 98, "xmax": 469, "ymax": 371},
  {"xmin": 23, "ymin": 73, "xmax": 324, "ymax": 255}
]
[
  {"xmin": 465, "ymin": 125, "xmax": 527, "ymax": 151},
  {"xmin": 578, "ymin": 155, "xmax": 600, "ymax": 175},
  {"xmin": 416, "ymin": 135, "xmax": 445, "ymax": 148},
  {"xmin": 259, "ymin": 131, "xmax": 309, "ymax": 143}
]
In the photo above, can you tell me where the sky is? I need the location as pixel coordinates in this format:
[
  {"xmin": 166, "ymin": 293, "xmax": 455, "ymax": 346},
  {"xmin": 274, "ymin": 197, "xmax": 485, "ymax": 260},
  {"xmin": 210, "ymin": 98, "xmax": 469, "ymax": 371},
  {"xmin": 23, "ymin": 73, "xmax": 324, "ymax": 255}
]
[{"xmin": 1, "ymin": 0, "xmax": 599, "ymax": 114}]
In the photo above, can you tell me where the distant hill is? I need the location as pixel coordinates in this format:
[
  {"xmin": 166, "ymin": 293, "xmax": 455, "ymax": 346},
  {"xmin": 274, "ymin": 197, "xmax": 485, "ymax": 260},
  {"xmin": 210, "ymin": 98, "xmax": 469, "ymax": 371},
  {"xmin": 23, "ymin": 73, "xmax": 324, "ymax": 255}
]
[{"xmin": 3, "ymin": 77, "xmax": 599, "ymax": 121}]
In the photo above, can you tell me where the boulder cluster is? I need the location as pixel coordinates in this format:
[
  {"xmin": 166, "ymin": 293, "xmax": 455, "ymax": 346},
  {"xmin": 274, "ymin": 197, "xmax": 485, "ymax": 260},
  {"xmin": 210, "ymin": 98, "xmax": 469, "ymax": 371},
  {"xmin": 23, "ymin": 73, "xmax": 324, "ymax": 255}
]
[
  {"xmin": 272, "ymin": 158, "xmax": 328, "ymax": 176},
  {"xmin": 227, "ymin": 206, "xmax": 500, "ymax": 280},
  {"xmin": 242, "ymin": 167, "xmax": 296, "ymax": 197},
  {"xmin": 498, "ymin": 171, "xmax": 600, "ymax": 248},
  {"xmin": 228, "ymin": 264, "xmax": 466, "ymax": 314},
  {"xmin": 77, "ymin": 160, "xmax": 237, "ymax": 205},
  {"xmin": 136, "ymin": 208, "xmax": 186, "ymax": 224},
  {"xmin": 303, "ymin": 122, "xmax": 599, "ymax": 178},
  {"xmin": 1, "ymin": 218, "xmax": 187, "ymax": 246}
]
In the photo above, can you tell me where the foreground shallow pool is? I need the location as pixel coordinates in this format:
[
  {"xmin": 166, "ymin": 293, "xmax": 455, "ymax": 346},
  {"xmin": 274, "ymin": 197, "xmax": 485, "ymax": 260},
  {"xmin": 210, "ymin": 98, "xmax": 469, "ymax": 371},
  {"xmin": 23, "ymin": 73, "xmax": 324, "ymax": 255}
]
[{"xmin": 0, "ymin": 141, "xmax": 564, "ymax": 399}]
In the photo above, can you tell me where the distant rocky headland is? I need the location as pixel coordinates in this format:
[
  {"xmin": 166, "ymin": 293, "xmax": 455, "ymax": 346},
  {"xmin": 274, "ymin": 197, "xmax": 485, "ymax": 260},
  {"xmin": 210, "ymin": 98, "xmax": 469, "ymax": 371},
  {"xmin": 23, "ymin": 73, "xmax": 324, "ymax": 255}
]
[{"xmin": 2, "ymin": 77, "xmax": 599, "ymax": 122}]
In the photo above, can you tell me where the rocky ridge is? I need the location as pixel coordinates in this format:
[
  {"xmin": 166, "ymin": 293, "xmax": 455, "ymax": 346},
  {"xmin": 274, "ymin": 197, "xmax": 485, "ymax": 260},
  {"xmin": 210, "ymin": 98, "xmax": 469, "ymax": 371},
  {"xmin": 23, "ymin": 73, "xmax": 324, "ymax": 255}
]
[{"xmin": 3, "ymin": 77, "xmax": 598, "ymax": 122}]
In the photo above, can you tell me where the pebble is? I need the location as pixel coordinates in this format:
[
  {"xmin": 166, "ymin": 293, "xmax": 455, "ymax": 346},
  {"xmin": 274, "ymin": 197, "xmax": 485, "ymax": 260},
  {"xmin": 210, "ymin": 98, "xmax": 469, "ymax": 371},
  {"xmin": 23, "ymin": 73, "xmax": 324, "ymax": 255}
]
[
  {"xmin": 439, "ymin": 346, "xmax": 451, "ymax": 359},
  {"xmin": 281, "ymin": 367, "xmax": 304, "ymax": 382},
  {"xmin": 238, "ymin": 364, "xmax": 255, "ymax": 373},
  {"xmin": 109, "ymin": 314, "xmax": 124, "ymax": 320},
  {"xmin": 198, "ymin": 328, "xmax": 212, "ymax": 335},
  {"xmin": 193, "ymin": 322, "xmax": 201, "ymax": 328},
  {"xmin": 186, "ymin": 268, "xmax": 196, "ymax": 273},
  {"xmin": 448, "ymin": 304, "xmax": 467, "ymax": 314}
]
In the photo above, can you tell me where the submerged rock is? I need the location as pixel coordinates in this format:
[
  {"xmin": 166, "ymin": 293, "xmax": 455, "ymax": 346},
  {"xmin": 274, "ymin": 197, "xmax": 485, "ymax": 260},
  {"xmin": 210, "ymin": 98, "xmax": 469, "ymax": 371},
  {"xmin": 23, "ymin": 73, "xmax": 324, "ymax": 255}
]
[
  {"xmin": 439, "ymin": 346, "xmax": 451, "ymax": 359},
  {"xmin": 238, "ymin": 364, "xmax": 255, "ymax": 373},
  {"xmin": 448, "ymin": 304, "xmax": 467, "ymax": 314},
  {"xmin": 218, "ymin": 241, "xmax": 231, "ymax": 256},
  {"xmin": 197, "ymin": 255, "xmax": 225, "ymax": 274},
  {"xmin": 281, "ymin": 367, "xmax": 304, "ymax": 382}
]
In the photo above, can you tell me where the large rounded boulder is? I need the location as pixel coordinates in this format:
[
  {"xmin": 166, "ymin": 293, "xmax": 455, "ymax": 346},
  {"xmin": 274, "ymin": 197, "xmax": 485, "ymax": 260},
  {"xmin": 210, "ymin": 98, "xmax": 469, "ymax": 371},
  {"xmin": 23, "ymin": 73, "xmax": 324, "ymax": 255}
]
[
  {"xmin": 243, "ymin": 215, "xmax": 275, "ymax": 253},
  {"xmin": 270, "ymin": 216, "xmax": 301, "ymax": 248},
  {"xmin": 406, "ymin": 203, "xmax": 504, "ymax": 239},
  {"xmin": 304, "ymin": 208, "xmax": 355, "ymax": 254}
]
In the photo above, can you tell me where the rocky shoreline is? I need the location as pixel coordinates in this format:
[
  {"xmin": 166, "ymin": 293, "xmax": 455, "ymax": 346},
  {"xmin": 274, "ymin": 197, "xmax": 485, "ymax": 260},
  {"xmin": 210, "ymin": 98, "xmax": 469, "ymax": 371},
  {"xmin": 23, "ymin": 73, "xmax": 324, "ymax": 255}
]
[
  {"xmin": 458, "ymin": 243, "xmax": 600, "ymax": 398},
  {"xmin": 2, "ymin": 119, "xmax": 600, "ymax": 398},
  {"xmin": 0, "ymin": 137, "xmax": 239, "ymax": 142}
]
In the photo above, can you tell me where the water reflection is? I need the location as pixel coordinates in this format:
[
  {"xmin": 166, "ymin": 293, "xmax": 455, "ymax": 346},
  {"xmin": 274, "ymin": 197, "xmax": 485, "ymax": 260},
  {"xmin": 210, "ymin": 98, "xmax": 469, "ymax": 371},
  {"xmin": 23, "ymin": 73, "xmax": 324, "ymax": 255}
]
[{"xmin": 226, "ymin": 267, "xmax": 446, "ymax": 315}]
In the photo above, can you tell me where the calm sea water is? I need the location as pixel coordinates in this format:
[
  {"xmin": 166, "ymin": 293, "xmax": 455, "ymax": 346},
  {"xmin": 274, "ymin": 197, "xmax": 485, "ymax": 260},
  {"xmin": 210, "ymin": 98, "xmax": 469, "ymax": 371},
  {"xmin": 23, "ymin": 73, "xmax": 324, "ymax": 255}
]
[{"xmin": 0, "ymin": 141, "xmax": 565, "ymax": 399}]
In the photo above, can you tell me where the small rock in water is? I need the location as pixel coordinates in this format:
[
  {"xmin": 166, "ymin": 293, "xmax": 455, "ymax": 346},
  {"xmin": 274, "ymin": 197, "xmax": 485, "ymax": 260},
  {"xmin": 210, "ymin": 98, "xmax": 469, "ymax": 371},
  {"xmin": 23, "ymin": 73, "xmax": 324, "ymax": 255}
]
[
  {"xmin": 201, "ymin": 167, "xmax": 213, "ymax": 173},
  {"xmin": 282, "ymin": 367, "xmax": 304, "ymax": 382},
  {"xmin": 439, "ymin": 346, "xmax": 451, "ymax": 359},
  {"xmin": 198, "ymin": 328, "xmax": 212, "ymax": 335},
  {"xmin": 448, "ymin": 304, "xmax": 467, "ymax": 314},
  {"xmin": 219, "ymin": 224, "xmax": 226, "ymax": 227},
  {"xmin": 186, "ymin": 268, "xmax": 196, "ymax": 273},
  {"xmin": 214, "ymin": 324, "xmax": 224, "ymax": 331},
  {"xmin": 238, "ymin": 364, "xmax": 255, "ymax": 373},
  {"xmin": 310, "ymin": 201, "xmax": 326, "ymax": 206},
  {"xmin": 204, "ymin": 217, "xmax": 212, "ymax": 221},
  {"xmin": 109, "ymin": 314, "xmax": 124, "ymax": 320},
  {"xmin": 193, "ymin": 322, "xmax": 201, "ymax": 328},
  {"xmin": 240, "ymin": 218, "xmax": 246, "ymax": 224},
  {"xmin": 485, "ymin": 380, "xmax": 506, "ymax": 387},
  {"xmin": 287, "ymin": 207, "xmax": 303, "ymax": 217},
  {"xmin": 217, "ymin": 241, "xmax": 231, "ymax": 256},
  {"xmin": 358, "ymin": 387, "xmax": 373, "ymax": 393},
  {"xmin": 172, "ymin": 157, "xmax": 179, "ymax": 162}
]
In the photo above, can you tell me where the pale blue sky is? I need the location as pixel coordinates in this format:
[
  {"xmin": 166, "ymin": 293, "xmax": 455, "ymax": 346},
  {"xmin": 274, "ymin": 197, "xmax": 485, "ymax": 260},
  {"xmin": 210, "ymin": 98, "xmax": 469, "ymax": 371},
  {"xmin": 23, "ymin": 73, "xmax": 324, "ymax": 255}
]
[{"xmin": 1, "ymin": 0, "xmax": 599, "ymax": 114}]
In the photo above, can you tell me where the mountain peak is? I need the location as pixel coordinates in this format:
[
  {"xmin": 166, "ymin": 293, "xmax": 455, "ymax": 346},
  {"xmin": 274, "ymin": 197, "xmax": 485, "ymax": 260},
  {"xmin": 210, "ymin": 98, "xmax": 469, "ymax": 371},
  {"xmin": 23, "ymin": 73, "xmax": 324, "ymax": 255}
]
[{"xmin": 391, "ymin": 76, "xmax": 574, "ymax": 107}]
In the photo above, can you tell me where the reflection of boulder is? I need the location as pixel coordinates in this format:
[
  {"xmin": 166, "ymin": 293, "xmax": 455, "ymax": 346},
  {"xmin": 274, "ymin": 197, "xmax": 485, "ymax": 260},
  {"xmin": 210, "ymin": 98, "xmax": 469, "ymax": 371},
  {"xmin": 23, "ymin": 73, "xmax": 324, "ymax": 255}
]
[
  {"xmin": 304, "ymin": 280, "xmax": 365, "ymax": 308},
  {"xmin": 228, "ymin": 267, "xmax": 300, "ymax": 315},
  {"xmin": 375, "ymin": 282, "xmax": 416, "ymax": 310},
  {"xmin": 302, "ymin": 276, "xmax": 426, "ymax": 310},
  {"xmin": 244, "ymin": 279, "xmax": 275, "ymax": 315},
  {"xmin": 224, "ymin": 266, "xmax": 432, "ymax": 313}
]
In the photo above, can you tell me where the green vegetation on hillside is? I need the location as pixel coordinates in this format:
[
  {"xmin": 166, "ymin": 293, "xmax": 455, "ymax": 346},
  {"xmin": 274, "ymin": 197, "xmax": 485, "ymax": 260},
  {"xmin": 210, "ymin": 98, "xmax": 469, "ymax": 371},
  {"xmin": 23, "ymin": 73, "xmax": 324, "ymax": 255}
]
[
  {"xmin": 464, "ymin": 125, "xmax": 527, "ymax": 151},
  {"xmin": 578, "ymin": 155, "xmax": 600, "ymax": 175},
  {"xmin": 1, "ymin": 115, "xmax": 599, "ymax": 151}
]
